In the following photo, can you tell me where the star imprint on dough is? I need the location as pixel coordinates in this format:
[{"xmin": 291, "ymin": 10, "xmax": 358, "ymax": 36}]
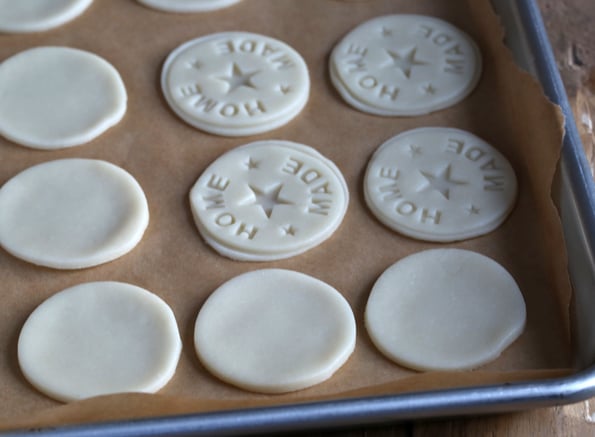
[
  {"xmin": 408, "ymin": 144, "xmax": 423, "ymax": 157},
  {"xmin": 248, "ymin": 183, "xmax": 294, "ymax": 218},
  {"xmin": 385, "ymin": 47, "xmax": 428, "ymax": 79},
  {"xmin": 187, "ymin": 59, "xmax": 203, "ymax": 70},
  {"xmin": 245, "ymin": 157, "xmax": 260, "ymax": 170},
  {"xmin": 419, "ymin": 164, "xmax": 468, "ymax": 200},
  {"xmin": 467, "ymin": 204, "xmax": 480, "ymax": 215},
  {"xmin": 218, "ymin": 63, "xmax": 260, "ymax": 93},
  {"xmin": 282, "ymin": 225, "xmax": 297, "ymax": 236},
  {"xmin": 422, "ymin": 83, "xmax": 436, "ymax": 95},
  {"xmin": 279, "ymin": 84, "xmax": 292, "ymax": 95}
]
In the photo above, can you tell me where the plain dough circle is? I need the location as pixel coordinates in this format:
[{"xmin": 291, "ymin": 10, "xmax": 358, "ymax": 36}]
[
  {"xmin": 364, "ymin": 127, "xmax": 517, "ymax": 242},
  {"xmin": 137, "ymin": 0, "xmax": 240, "ymax": 13},
  {"xmin": 0, "ymin": 159, "xmax": 149, "ymax": 269},
  {"xmin": 365, "ymin": 249, "xmax": 526, "ymax": 371},
  {"xmin": 0, "ymin": 0, "xmax": 92, "ymax": 33},
  {"xmin": 194, "ymin": 269, "xmax": 356, "ymax": 393},
  {"xmin": 330, "ymin": 14, "xmax": 482, "ymax": 116},
  {"xmin": 161, "ymin": 32, "xmax": 309, "ymax": 136},
  {"xmin": 0, "ymin": 46, "xmax": 127, "ymax": 149},
  {"xmin": 189, "ymin": 140, "xmax": 349, "ymax": 261},
  {"xmin": 18, "ymin": 281, "xmax": 182, "ymax": 402}
]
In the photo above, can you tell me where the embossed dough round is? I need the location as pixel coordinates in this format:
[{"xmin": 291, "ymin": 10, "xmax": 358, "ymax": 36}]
[
  {"xmin": 0, "ymin": 46, "xmax": 126, "ymax": 149},
  {"xmin": 194, "ymin": 269, "xmax": 356, "ymax": 393},
  {"xmin": 365, "ymin": 249, "xmax": 526, "ymax": 371},
  {"xmin": 18, "ymin": 281, "xmax": 182, "ymax": 402},
  {"xmin": 189, "ymin": 140, "xmax": 349, "ymax": 260},
  {"xmin": 161, "ymin": 32, "xmax": 309, "ymax": 136},
  {"xmin": 364, "ymin": 127, "xmax": 517, "ymax": 242},
  {"xmin": 0, "ymin": 0, "xmax": 92, "ymax": 33},
  {"xmin": 330, "ymin": 14, "xmax": 482, "ymax": 116},
  {"xmin": 0, "ymin": 159, "xmax": 149, "ymax": 269},
  {"xmin": 137, "ymin": 0, "xmax": 240, "ymax": 13}
]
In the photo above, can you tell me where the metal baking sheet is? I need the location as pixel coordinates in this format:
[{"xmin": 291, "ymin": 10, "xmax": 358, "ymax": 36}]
[{"xmin": 5, "ymin": 0, "xmax": 595, "ymax": 435}]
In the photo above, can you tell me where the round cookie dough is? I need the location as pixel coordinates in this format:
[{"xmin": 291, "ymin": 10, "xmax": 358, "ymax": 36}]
[
  {"xmin": 189, "ymin": 140, "xmax": 349, "ymax": 261},
  {"xmin": 161, "ymin": 32, "xmax": 309, "ymax": 136},
  {"xmin": 365, "ymin": 249, "xmax": 526, "ymax": 371},
  {"xmin": 137, "ymin": 0, "xmax": 240, "ymax": 13},
  {"xmin": 18, "ymin": 281, "xmax": 182, "ymax": 402},
  {"xmin": 0, "ymin": 159, "xmax": 149, "ymax": 269},
  {"xmin": 0, "ymin": 46, "xmax": 127, "ymax": 149},
  {"xmin": 0, "ymin": 0, "xmax": 92, "ymax": 33},
  {"xmin": 364, "ymin": 127, "xmax": 517, "ymax": 242},
  {"xmin": 330, "ymin": 14, "xmax": 482, "ymax": 116},
  {"xmin": 194, "ymin": 269, "xmax": 356, "ymax": 393}
]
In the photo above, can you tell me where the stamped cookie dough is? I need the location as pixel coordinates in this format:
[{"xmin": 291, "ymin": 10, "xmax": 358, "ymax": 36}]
[
  {"xmin": 365, "ymin": 249, "xmax": 526, "ymax": 371},
  {"xmin": 194, "ymin": 269, "xmax": 356, "ymax": 393},
  {"xmin": 161, "ymin": 32, "xmax": 309, "ymax": 136},
  {"xmin": 0, "ymin": 46, "xmax": 126, "ymax": 149},
  {"xmin": 137, "ymin": 0, "xmax": 240, "ymax": 13},
  {"xmin": 0, "ymin": 159, "xmax": 149, "ymax": 269},
  {"xmin": 330, "ymin": 14, "xmax": 482, "ymax": 116},
  {"xmin": 0, "ymin": 0, "xmax": 92, "ymax": 33},
  {"xmin": 190, "ymin": 140, "xmax": 348, "ymax": 261},
  {"xmin": 18, "ymin": 282, "xmax": 182, "ymax": 402},
  {"xmin": 364, "ymin": 127, "xmax": 517, "ymax": 242}
]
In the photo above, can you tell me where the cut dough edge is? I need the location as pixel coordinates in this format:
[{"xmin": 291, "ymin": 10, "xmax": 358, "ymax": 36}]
[
  {"xmin": 189, "ymin": 140, "xmax": 349, "ymax": 260},
  {"xmin": 365, "ymin": 249, "xmax": 526, "ymax": 371},
  {"xmin": 194, "ymin": 269, "xmax": 356, "ymax": 393},
  {"xmin": 0, "ymin": 159, "xmax": 149, "ymax": 269},
  {"xmin": 18, "ymin": 281, "xmax": 182, "ymax": 402}
]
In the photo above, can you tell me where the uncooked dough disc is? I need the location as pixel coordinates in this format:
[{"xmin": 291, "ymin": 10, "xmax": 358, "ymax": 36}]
[
  {"xmin": 137, "ymin": 0, "xmax": 241, "ymax": 13},
  {"xmin": 0, "ymin": 0, "xmax": 93, "ymax": 33},
  {"xmin": 18, "ymin": 281, "xmax": 182, "ymax": 402},
  {"xmin": 365, "ymin": 249, "xmax": 526, "ymax": 371},
  {"xmin": 364, "ymin": 127, "xmax": 517, "ymax": 242},
  {"xmin": 194, "ymin": 269, "xmax": 356, "ymax": 393},
  {"xmin": 189, "ymin": 140, "xmax": 349, "ymax": 261},
  {"xmin": 0, "ymin": 159, "xmax": 149, "ymax": 269},
  {"xmin": 0, "ymin": 46, "xmax": 127, "ymax": 149},
  {"xmin": 161, "ymin": 32, "xmax": 309, "ymax": 136},
  {"xmin": 330, "ymin": 14, "xmax": 482, "ymax": 116}
]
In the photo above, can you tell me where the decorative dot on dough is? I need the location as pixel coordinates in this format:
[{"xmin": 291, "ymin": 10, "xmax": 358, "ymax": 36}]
[
  {"xmin": 0, "ymin": 0, "xmax": 92, "ymax": 33},
  {"xmin": 329, "ymin": 14, "xmax": 482, "ymax": 116},
  {"xmin": 161, "ymin": 32, "xmax": 310, "ymax": 136},
  {"xmin": 364, "ymin": 127, "xmax": 517, "ymax": 242},
  {"xmin": 0, "ymin": 46, "xmax": 127, "ymax": 150},
  {"xmin": 194, "ymin": 269, "xmax": 356, "ymax": 393},
  {"xmin": 0, "ymin": 159, "xmax": 149, "ymax": 269},
  {"xmin": 189, "ymin": 140, "xmax": 349, "ymax": 261},
  {"xmin": 137, "ymin": 0, "xmax": 241, "ymax": 13},
  {"xmin": 18, "ymin": 281, "xmax": 182, "ymax": 402},
  {"xmin": 365, "ymin": 249, "xmax": 526, "ymax": 371}
]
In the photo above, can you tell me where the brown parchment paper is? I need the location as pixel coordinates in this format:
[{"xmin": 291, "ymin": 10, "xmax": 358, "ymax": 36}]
[{"xmin": 0, "ymin": 0, "xmax": 572, "ymax": 431}]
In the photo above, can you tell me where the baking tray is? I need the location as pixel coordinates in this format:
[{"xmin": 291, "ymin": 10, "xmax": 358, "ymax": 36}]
[{"xmin": 4, "ymin": 0, "xmax": 595, "ymax": 435}]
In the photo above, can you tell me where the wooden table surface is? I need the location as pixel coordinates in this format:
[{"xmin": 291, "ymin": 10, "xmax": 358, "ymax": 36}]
[{"xmin": 292, "ymin": 1, "xmax": 595, "ymax": 435}]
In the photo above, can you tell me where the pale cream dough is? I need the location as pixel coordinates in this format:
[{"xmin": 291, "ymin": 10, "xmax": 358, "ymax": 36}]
[
  {"xmin": 18, "ymin": 281, "xmax": 182, "ymax": 402},
  {"xmin": 194, "ymin": 269, "xmax": 356, "ymax": 393},
  {"xmin": 137, "ymin": 0, "xmax": 240, "ymax": 13},
  {"xmin": 0, "ymin": 46, "xmax": 126, "ymax": 150},
  {"xmin": 330, "ymin": 14, "xmax": 482, "ymax": 116},
  {"xmin": 0, "ymin": 159, "xmax": 149, "ymax": 269},
  {"xmin": 365, "ymin": 249, "xmax": 526, "ymax": 371},
  {"xmin": 364, "ymin": 127, "xmax": 517, "ymax": 242},
  {"xmin": 0, "ymin": 0, "xmax": 92, "ymax": 33},
  {"xmin": 189, "ymin": 140, "xmax": 349, "ymax": 261},
  {"xmin": 161, "ymin": 32, "xmax": 309, "ymax": 136}
]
